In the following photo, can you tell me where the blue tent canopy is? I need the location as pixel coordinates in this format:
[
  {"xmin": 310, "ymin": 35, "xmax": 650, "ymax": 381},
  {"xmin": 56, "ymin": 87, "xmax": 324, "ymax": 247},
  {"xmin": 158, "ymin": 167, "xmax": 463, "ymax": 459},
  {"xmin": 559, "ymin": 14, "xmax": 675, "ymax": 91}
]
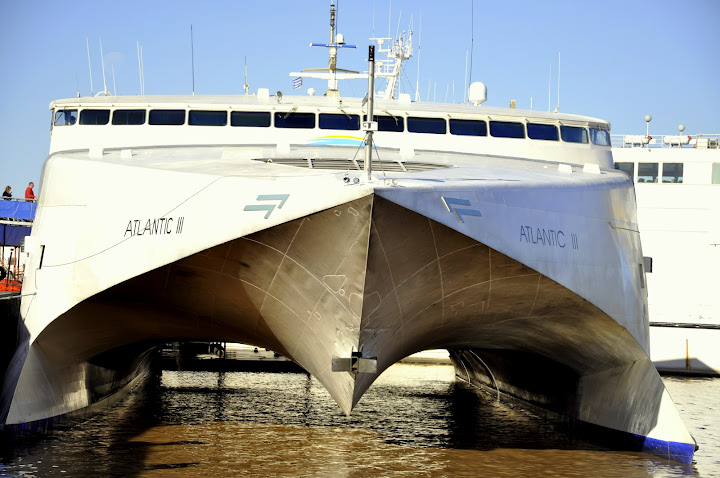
[
  {"xmin": 0, "ymin": 224, "xmax": 31, "ymax": 247},
  {"xmin": 0, "ymin": 199, "xmax": 35, "ymax": 246},
  {"xmin": 0, "ymin": 200, "xmax": 36, "ymax": 221}
]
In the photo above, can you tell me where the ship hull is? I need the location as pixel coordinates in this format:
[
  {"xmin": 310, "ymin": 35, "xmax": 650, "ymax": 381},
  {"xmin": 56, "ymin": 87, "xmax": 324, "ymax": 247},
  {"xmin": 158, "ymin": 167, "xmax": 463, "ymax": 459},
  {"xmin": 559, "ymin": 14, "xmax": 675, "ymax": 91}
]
[{"xmin": 1, "ymin": 145, "xmax": 696, "ymax": 462}]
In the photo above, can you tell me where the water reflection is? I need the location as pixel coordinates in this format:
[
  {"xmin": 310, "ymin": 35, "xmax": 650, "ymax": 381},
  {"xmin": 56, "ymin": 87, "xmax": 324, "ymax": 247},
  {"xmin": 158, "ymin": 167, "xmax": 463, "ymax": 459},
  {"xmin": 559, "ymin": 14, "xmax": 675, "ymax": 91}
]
[{"xmin": 1, "ymin": 364, "xmax": 713, "ymax": 477}]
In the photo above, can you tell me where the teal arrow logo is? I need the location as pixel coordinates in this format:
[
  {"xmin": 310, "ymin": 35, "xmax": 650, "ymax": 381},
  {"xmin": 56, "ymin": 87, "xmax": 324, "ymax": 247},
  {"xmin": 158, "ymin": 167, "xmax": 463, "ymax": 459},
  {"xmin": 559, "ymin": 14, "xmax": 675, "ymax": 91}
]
[
  {"xmin": 441, "ymin": 197, "xmax": 482, "ymax": 223},
  {"xmin": 244, "ymin": 194, "xmax": 289, "ymax": 219}
]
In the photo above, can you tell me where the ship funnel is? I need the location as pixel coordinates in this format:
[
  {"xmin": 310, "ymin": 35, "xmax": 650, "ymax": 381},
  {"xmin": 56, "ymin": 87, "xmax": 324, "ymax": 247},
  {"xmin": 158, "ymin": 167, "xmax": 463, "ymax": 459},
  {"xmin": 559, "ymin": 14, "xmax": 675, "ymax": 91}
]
[{"xmin": 469, "ymin": 82, "xmax": 487, "ymax": 105}]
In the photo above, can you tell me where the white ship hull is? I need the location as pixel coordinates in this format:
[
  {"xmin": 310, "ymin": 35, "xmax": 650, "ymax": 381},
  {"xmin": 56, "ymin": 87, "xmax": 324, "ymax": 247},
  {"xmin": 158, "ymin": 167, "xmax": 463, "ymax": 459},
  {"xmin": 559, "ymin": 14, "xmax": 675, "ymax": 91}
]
[
  {"xmin": 1, "ymin": 140, "xmax": 696, "ymax": 462},
  {"xmin": 613, "ymin": 145, "xmax": 720, "ymax": 376}
]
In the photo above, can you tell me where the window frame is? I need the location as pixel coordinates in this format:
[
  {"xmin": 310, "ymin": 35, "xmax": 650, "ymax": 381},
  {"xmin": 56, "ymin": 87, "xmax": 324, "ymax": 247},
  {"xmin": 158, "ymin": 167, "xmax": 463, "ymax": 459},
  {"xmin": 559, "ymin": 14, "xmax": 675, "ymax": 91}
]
[
  {"xmin": 53, "ymin": 109, "xmax": 77, "ymax": 126},
  {"xmin": 560, "ymin": 125, "xmax": 589, "ymax": 144},
  {"xmin": 188, "ymin": 110, "xmax": 228, "ymax": 126},
  {"xmin": 319, "ymin": 113, "xmax": 360, "ymax": 131},
  {"xmin": 526, "ymin": 123, "xmax": 559, "ymax": 141},
  {"xmin": 274, "ymin": 111, "xmax": 316, "ymax": 129},
  {"xmin": 149, "ymin": 109, "xmax": 186, "ymax": 126},
  {"xmin": 637, "ymin": 162, "xmax": 659, "ymax": 183},
  {"xmin": 112, "ymin": 109, "xmax": 146, "ymax": 126},
  {"xmin": 489, "ymin": 120, "xmax": 526, "ymax": 139},
  {"xmin": 407, "ymin": 116, "xmax": 447, "ymax": 134},
  {"xmin": 449, "ymin": 118, "xmax": 487, "ymax": 136},
  {"xmin": 231, "ymin": 111, "xmax": 271, "ymax": 127},
  {"xmin": 79, "ymin": 109, "xmax": 110, "ymax": 125}
]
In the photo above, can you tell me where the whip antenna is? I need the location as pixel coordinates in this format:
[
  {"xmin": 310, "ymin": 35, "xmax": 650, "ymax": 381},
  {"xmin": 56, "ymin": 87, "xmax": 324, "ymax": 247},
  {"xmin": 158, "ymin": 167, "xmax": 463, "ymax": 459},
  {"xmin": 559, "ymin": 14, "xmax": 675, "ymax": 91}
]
[
  {"xmin": 86, "ymin": 37, "xmax": 94, "ymax": 96},
  {"xmin": 191, "ymin": 25, "xmax": 196, "ymax": 95},
  {"xmin": 99, "ymin": 37, "xmax": 108, "ymax": 95}
]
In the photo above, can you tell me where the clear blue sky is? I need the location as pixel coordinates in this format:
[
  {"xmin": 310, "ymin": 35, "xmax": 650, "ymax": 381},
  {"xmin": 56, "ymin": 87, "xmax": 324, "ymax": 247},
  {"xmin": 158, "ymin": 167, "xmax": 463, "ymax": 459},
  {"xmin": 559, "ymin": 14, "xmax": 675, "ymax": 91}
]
[{"xmin": 1, "ymin": 0, "xmax": 718, "ymax": 195}]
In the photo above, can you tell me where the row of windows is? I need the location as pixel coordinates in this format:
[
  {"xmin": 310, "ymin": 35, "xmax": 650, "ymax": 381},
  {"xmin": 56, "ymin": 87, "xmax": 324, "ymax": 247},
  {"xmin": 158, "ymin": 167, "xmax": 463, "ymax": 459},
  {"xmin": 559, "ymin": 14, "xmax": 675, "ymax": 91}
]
[
  {"xmin": 615, "ymin": 162, "xmax": 684, "ymax": 183},
  {"xmin": 53, "ymin": 108, "xmax": 610, "ymax": 145}
]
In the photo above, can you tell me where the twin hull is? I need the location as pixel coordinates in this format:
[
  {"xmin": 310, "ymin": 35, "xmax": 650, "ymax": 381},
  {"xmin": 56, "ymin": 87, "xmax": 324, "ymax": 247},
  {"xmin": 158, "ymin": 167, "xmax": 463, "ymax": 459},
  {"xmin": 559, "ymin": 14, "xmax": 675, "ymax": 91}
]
[{"xmin": 1, "ymin": 146, "xmax": 695, "ymax": 462}]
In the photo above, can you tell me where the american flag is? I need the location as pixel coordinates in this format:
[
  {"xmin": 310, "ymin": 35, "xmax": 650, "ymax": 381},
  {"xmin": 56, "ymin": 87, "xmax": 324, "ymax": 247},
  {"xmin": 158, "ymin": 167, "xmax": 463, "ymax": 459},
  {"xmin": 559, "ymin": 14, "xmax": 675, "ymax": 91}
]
[{"xmin": 292, "ymin": 77, "xmax": 303, "ymax": 89}]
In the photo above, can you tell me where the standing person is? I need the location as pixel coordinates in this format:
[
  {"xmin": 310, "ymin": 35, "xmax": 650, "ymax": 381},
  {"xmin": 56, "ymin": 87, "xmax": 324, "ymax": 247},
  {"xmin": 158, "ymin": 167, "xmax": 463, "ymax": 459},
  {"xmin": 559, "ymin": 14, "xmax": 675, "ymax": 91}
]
[
  {"xmin": 2, "ymin": 186, "xmax": 11, "ymax": 199},
  {"xmin": 25, "ymin": 182, "xmax": 35, "ymax": 201}
]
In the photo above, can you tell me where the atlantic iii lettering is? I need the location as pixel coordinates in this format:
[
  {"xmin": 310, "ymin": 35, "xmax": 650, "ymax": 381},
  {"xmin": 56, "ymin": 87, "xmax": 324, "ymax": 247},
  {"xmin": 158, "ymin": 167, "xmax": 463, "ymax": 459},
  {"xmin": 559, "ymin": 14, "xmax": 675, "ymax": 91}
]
[
  {"xmin": 124, "ymin": 217, "xmax": 185, "ymax": 237},
  {"xmin": 519, "ymin": 225, "xmax": 573, "ymax": 249}
]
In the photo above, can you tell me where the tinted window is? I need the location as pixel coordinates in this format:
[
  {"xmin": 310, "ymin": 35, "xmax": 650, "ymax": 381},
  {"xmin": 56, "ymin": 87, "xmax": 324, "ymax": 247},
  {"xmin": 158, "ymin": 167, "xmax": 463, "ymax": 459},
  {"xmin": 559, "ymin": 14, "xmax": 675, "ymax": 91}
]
[
  {"xmin": 274, "ymin": 112, "xmax": 315, "ymax": 128},
  {"xmin": 189, "ymin": 110, "xmax": 227, "ymax": 126},
  {"xmin": 366, "ymin": 115, "xmax": 404, "ymax": 132},
  {"xmin": 54, "ymin": 109, "xmax": 77, "ymax": 126},
  {"xmin": 79, "ymin": 109, "xmax": 110, "ymax": 125},
  {"xmin": 319, "ymin": 113, "xmax": 360, "ymax": 130},
  {"xmin": 560, "ymin": 125, "xmax": 588, "ymax": 143},
  {"xmin": 590, "ymin": 127, "xmax": 611, "ymax": 146},
  {"xmin": 407, "ymin": 117, "xmax": 446, "ymax": 134},
  {"xmin": 231, "ymin": 111, "xmax": 271, "ymax": 127},
  {"xmin": 449, "ymin": 119, "xmax": 487, "ymax": 136},
  {"xmin": 713, "ymin": 163, "xmax": 720, "ymax": 184},
  {"xmin": 662, "ymin": 163, "xmax": 683, "ymax": 183},
  {"xmin": 527, "ymin": 123, "xmax": 558, "ymax": 141},
  {"xmin": 149, "ymin": 109, "xmax": 185, "ymax": 125},
  {"xmin": 489, "ymin": 121, "xmax": 525, "ymax": 138},
  {"xmin": 637, "ymin": 162, "xmax": 658, "ymax": 183},
  {"xmin": 614, "ymin": 162, "xmax": 635, "ymax": 181},
  {"xmin": 112, "ymin": 109, "xmax": 146, "ymax": 125}
]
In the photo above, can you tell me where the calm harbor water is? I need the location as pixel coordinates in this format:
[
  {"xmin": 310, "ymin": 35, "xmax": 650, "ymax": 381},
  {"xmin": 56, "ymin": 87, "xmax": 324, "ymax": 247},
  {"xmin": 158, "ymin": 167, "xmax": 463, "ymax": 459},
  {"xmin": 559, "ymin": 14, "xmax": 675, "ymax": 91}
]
[{"xmin": 1, "ymin": 363, "xmax": 718, "ymax": 477}]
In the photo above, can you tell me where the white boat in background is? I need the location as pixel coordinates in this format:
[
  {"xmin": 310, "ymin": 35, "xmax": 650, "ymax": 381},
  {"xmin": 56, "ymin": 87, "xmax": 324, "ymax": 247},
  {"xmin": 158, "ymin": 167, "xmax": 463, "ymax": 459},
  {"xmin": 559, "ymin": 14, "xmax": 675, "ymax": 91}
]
[
  {"xmin": 612, "ymin": 130, "xmax": 720, "ymax": 376},
  {"xmin": 0, "ymin": 4, "xmax": 698, "ymax": 463}
]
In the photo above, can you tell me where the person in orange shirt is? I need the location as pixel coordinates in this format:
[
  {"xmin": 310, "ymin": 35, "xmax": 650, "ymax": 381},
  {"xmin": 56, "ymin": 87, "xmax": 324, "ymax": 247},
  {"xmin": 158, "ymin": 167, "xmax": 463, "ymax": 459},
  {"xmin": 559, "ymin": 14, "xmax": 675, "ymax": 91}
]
[{"xmin": 25, "ymin": 182, "xmax": 36, "ymax": 201}]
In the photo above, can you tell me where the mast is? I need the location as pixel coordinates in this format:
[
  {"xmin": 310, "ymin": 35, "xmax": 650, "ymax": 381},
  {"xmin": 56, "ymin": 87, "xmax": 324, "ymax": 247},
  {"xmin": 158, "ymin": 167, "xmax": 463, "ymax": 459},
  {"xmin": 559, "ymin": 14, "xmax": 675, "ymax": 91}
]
[
  {"xmin": 288, "ymin": 3, "xmax": 360, "ymax": 97},
  {"xmin": 363, "ymin": 45, "xmax": 377, "ymax": 182}
]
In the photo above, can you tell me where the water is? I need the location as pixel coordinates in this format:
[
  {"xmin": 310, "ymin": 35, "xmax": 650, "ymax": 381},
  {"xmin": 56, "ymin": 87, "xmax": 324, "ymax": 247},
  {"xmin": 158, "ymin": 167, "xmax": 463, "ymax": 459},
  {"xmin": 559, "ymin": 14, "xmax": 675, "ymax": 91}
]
[{"xmin": 1, "ymin": 364, "xmax": 718, "ymax": 477}]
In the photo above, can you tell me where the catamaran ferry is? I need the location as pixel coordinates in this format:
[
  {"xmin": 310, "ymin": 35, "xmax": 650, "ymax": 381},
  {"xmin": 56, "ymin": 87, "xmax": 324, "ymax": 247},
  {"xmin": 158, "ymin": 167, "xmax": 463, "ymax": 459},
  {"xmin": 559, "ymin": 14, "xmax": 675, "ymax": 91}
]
[{"xmin": 0, "ymin": 4, "xmax": 698, "ymax": 463}]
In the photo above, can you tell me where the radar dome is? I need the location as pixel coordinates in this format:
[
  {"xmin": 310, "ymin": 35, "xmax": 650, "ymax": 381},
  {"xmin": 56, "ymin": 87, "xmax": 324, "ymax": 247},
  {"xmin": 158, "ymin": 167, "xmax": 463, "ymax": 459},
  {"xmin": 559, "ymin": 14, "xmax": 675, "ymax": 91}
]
[{"xmin": 468, "ymin": 82, "xmax": 487, "ymax": 105}]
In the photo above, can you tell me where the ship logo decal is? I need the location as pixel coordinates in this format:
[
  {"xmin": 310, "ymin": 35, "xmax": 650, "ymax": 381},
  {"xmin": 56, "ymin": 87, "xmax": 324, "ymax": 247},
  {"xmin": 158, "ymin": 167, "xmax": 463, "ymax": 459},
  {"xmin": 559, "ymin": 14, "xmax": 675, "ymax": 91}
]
[
  {"xmin": 441, "ymin": 197, "xmax": 482, "ymax": 223},
  {"xmin": 244, "ymin": 194, "xmax": 290, "ymax": 219}
]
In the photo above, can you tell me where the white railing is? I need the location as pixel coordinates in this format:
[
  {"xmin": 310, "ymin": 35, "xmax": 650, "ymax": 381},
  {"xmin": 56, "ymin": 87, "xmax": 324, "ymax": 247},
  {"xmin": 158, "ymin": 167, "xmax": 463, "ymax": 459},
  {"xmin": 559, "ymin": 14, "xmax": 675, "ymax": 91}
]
[{"xmin": 611, "ymin": 133, "xmax": 720, "ymax": 149}]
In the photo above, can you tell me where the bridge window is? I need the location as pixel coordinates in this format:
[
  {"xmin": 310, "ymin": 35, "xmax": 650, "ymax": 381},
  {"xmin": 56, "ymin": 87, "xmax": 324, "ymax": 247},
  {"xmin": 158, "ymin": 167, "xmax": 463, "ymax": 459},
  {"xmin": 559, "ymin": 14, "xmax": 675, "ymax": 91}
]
[
  {"xmin": 489, "ymin": 121, "xmax": 525, "ymax": 138},
  {"xmin": 79, "ymin": 109, "xmax": 110, "ymax": 125},
  {"xmin": 615, "ymin": 162, "xmax": 635, "ymax": 181},
  {"xmin": 112, "ymin": 109, "xmax": 146, "ymax": 125},
  {"xmin": 54, "ymin": 109, "xmax": 77, "ymax": 126},
  {"xmin": 560, "ymin": 125, "xmax": 588, "ymax": 143},
  {"xmin": 274, "ymin": 112, "xmax": 315, "ymax": 128},
  {"xmin": 449, "ymin": 119, "xmax": 487, "ymax": 136},
  {"xmin": 189, "ymin": 110, "xmax": 228, "ymax": 126},
  {"xmin": 408, "ymin": 117, "xmax": 447, "ymax": 134},
  {"xmin": 319, "ymin": 113, "xmax": 360, "ymax": 130},
  {"xmin": 365, "ymin": 115, "xmax": 404, "ymax": 132},
  {"xmin": 527, "ymin": 123, "xmax": 558, "ymax": 141},
  {"xmin": 662, "ymin": 163, "xmax": 683, "ymax": 183},
  {"xmin": 590, "ymin": 127, "xmax": 611, "ymax": 146},
  {"xmin": 149, "ymin": 109, "xmax": 186, "ymax": 125},
  {"xmin": 231, "ymin": 111, "xmax": 271, "ymax": 127},
  {"xmin": 637, "ymin": 162, "xmax": 658, "ymax": 183}
]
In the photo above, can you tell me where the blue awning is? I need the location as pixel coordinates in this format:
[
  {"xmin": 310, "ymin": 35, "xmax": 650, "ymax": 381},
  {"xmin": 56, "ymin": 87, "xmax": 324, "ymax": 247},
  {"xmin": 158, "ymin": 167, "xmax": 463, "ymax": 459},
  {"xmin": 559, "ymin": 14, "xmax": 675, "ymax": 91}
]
[
  {"xmin": 0, "ymin": 224, "xmax": 32, "ymax": 247},
  {"xmin": 0, "ymin": 200, "xmax": 36, "ymax": 221}
]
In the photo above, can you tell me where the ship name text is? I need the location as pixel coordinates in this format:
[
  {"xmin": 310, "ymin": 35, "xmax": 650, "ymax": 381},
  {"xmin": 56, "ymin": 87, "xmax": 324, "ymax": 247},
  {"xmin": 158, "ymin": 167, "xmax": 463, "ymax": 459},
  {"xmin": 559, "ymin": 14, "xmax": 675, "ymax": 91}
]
[
  {"xmin": 124, "ymin": 217, "xmax": 185, "ymax": 237},
  {"xmin": 519, "ymin": 225, "xmax": 578, "ymax": 250}
]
